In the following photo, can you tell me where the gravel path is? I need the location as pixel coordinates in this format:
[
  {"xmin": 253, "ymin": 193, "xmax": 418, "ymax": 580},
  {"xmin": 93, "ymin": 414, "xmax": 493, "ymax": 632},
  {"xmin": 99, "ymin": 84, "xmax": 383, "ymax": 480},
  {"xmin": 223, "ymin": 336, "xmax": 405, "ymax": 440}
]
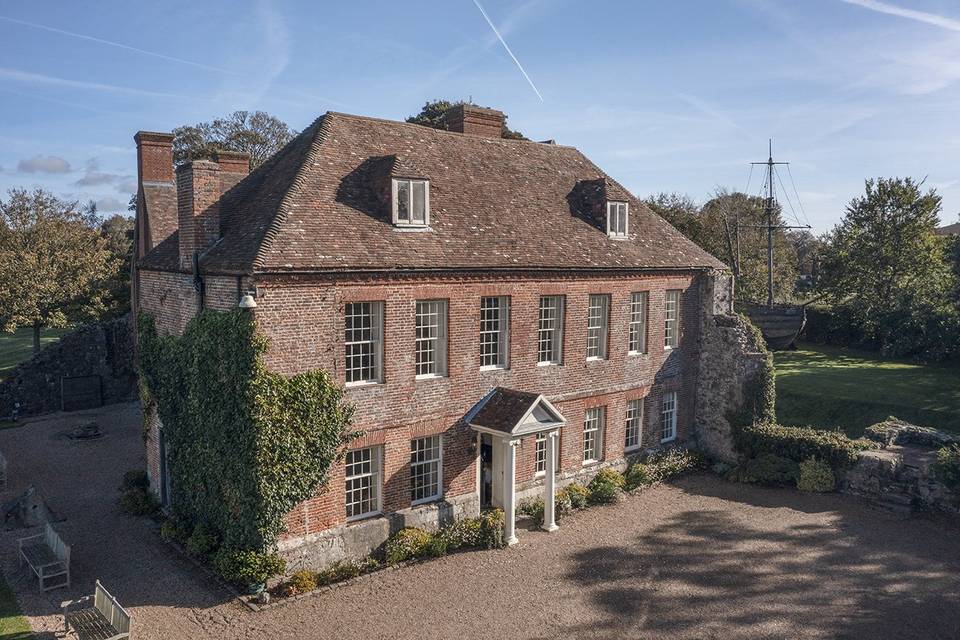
[{"xmin": 3, "ymin": 402, "xmax": 959, "ymax": 639}]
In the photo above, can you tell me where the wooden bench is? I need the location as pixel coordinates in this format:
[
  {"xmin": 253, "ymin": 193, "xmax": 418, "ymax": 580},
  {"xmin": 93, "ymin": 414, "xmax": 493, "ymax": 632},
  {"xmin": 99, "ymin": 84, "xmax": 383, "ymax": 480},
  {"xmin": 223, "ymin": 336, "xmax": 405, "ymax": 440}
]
[
  {"xmin": 62, "ymin": 580, "xmax": 131, "ymax": 640},
  {"xmin": 17, "ymin": 522, "xmax": 70, "ymax": 591}
]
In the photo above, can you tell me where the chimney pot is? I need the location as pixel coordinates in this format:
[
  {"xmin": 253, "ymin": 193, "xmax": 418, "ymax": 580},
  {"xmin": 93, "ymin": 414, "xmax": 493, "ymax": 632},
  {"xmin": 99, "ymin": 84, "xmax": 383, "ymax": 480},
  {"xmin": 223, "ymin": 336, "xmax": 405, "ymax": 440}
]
[{"xmin": 445, "ymin": 104, "xmax": 505, "ymax": 138}]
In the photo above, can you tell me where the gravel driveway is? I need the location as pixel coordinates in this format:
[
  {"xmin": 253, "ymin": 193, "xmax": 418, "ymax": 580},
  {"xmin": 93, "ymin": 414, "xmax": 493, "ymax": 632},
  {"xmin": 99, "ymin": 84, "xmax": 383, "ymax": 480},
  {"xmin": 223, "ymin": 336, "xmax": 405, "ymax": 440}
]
[{"xmin": 3, "ymin": 402, "xmax": 959, "ymax": 639}]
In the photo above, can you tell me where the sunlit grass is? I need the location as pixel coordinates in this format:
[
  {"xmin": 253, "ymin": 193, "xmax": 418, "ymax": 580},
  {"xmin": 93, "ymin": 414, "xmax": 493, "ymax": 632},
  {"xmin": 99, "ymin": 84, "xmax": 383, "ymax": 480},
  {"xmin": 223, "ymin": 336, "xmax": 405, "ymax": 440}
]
[
  {"xmin": 0, "ymin": 574, "xmax": 31, "ymax": 639},
  {"xmin": 774, "ymin": 343, "xmax": 960, "ymax": 437},
  {"xmin": 0, "ymin": 326, "xmax": 70, "ymax": 380}
]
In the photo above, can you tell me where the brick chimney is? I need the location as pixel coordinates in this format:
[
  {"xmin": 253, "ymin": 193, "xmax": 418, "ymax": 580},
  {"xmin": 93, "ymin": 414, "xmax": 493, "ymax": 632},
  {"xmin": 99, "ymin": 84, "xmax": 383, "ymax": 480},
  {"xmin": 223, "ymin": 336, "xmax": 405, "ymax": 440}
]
[
  {"xmin": 133, "ymin": 131, "xmax": 176, "ymax": 259},
  {"xmin": 445, "ymin": 105, "xmax": 505, "ymax": 138},
  {"xmin": 214, "ymin": 150, "xmax": 250, "ymax": 193},
  {"xmin": 176, "ymin": 160, "xmax": 221, "ymax": 269}
]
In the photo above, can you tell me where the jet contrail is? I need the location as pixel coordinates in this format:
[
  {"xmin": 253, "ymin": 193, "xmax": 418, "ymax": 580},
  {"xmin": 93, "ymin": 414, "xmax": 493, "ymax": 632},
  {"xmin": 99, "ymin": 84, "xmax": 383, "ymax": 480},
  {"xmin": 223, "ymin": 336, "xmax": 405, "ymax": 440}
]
[
  {"xmin": 472, "ymin": 0, "xmax": 544, "ymax": 102},
  {"xmin": 0, "ymin": 15, "xmax": 239, "ymax": 74}
]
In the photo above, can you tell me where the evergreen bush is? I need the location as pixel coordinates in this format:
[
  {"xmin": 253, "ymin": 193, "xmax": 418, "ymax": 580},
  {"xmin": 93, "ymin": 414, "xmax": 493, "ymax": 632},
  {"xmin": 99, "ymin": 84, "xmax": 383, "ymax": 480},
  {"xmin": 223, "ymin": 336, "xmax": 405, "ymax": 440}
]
[{"xmin": 797, "ymin": 457, "xmax": 836, "ymax": 492}]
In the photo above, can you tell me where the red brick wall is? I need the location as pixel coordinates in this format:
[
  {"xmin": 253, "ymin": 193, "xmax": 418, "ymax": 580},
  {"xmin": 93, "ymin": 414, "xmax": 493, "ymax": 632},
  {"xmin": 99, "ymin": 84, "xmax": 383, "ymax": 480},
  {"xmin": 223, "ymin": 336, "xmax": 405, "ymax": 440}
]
[{"xmin": 253, "ymin": 270, "xmax": 703, "ymax": 537}]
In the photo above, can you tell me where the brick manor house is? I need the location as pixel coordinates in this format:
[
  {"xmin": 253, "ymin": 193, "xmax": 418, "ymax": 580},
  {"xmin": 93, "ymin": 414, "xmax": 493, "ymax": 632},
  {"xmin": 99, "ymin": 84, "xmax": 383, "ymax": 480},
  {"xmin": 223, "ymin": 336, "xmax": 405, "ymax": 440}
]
[{"xmin": 133, "ymin": 105, "xmax": 730, "ymax": 565}]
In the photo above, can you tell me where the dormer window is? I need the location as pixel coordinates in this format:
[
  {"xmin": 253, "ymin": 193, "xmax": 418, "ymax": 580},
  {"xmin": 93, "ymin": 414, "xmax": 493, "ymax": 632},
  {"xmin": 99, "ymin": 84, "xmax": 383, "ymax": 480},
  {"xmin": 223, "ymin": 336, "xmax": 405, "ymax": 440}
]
[
  {"xmin": 392, "ymin": 178, "xmax": 429, "ymax": 227},
  {"xmin": 607, "ymin": 201, "xmax": 628, "ymax": 238}
]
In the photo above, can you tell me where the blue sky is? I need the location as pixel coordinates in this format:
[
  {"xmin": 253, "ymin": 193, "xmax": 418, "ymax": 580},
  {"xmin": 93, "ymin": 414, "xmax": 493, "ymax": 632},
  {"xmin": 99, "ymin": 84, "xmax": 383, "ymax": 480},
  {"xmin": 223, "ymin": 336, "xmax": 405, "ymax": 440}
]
[{"xmin": 2, "ymin": 0, "xmax": 960, "ymax": 231}]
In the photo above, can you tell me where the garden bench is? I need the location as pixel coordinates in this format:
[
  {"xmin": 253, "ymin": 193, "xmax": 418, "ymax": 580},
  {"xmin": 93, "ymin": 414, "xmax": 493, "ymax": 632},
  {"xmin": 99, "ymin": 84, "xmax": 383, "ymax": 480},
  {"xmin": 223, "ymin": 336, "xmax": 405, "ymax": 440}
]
[
  {"xmin": 62, "ymin": 580, "xmax": 131, "ymax": 640},
  {"xmin": 17, "ymin": 522, "xmax": 70, "ymax": 591}
]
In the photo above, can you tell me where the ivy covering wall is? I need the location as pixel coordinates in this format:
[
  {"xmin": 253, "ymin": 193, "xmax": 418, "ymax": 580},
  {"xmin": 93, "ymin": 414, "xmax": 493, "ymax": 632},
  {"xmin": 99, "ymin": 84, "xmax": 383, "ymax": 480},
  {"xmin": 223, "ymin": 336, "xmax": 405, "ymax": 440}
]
[{"xmin": 138, "ymin": 310, "xmax": 356, "ymax": 553}]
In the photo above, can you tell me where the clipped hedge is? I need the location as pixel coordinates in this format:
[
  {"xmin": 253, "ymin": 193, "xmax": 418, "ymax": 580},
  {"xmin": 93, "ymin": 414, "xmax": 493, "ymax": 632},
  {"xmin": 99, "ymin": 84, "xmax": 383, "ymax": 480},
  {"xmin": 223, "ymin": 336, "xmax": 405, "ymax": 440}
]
[
  {"xmin": 797, "ymin": 458, "xmax": 836, "ymax": 492},
  {"xmin": 932, "ymin": 445, "xmax": 960, "ymax": 492},
  {"xmin": 735, "ymin": 422, "xmax": 875, "ymax": 471}
]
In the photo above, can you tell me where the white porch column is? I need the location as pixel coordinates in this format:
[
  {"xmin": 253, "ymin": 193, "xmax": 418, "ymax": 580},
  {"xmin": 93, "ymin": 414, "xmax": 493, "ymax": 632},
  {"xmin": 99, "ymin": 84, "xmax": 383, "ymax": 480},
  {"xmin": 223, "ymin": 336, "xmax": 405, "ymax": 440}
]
[
  {"xmin": 503, "ymin": 438, "xmax": 520, "ymax": 546},
  {"xmin": 542, "ymin": 429, "xmax": 560, "ymax": 532}
]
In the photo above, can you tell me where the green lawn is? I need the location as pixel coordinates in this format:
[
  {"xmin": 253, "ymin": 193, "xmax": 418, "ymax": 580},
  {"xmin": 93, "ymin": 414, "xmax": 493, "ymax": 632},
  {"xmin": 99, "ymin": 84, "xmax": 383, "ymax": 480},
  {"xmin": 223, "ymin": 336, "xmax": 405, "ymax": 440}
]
[
  {"xmin": 0, "ymin": 327, "xmax": 71, "ymax": 380},
  {"xmin": 0, "ymin": 574, "xmax": 31, "ymax": 639},
  {"xmin": 774, "ymin": 343, "xmax": 960, "ymax": 437}
]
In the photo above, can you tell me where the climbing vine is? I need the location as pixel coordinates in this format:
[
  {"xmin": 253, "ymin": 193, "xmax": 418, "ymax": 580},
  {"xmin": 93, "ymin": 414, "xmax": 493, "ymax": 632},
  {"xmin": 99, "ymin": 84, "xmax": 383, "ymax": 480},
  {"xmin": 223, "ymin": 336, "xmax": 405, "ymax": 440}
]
[
  {"xmin": 727, "ymin": 313, "xmax": 776, "ymax": 428},
  {"xmin": 137, "ymin": 310, "xmax": 356, "ymax": 554}
]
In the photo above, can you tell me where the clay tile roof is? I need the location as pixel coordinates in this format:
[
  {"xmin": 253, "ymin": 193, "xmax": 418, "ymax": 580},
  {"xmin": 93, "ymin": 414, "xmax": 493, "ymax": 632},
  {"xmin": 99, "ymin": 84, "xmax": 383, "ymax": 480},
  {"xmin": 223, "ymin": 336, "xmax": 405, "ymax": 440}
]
[
  {"xmin": 159, "ymin": 111, "xmax": 726, "ymax": 274},
  {"xmin": 936, "ymin": 222, "xmax": 960, "ymax": 236},
  {"xmin": 469, "ymin": 388, "xmax": 542, "ymax": 433}
]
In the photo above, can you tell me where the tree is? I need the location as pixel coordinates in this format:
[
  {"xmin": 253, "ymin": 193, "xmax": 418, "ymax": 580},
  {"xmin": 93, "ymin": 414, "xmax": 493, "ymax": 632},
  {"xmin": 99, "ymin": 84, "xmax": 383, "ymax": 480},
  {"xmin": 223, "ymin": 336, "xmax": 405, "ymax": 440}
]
[
  {"xmin": 406, "ymin": 99, "xmax": 529, "ymax": 140},
  {"xmin": 820, "ymin": 177, "xmax": 958, "ymax": 357},
  {"xmin": 645, "ymin": 190, "xmax": 799, "ymax": 303},
  {"xmin": 0, "ymin": 189, "xmax": 119, "ymax": 352},
  {"xmin": 173, "ymin": 111, "xmax": 296, "ymax": 169},
  {"xmin": 98, "ymin": 211, "xmax": 134, "ymax": 319},
  {"xmin": 786, "ymin": 230, "xmax": 826, "ymax": 293}
]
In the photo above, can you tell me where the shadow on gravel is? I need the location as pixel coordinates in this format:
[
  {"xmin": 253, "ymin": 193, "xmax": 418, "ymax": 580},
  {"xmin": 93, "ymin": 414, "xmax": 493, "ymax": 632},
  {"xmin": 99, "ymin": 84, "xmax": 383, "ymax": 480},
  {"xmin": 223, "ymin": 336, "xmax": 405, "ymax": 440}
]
[{"xmin": 558, "ymin": 477, "xmax": 960, "ymax": 640}]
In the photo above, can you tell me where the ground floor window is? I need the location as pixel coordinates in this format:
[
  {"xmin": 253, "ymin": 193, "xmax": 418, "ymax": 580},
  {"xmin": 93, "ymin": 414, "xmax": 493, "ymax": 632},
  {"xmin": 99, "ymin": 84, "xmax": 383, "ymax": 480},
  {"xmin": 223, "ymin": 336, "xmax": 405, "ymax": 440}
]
[
  {"xmin": 345, "ymin": 446, "xmax": 381, "ymax": 520},
  {"xmin": 535, "ymin": 432, "xmax": 560, "ymax": 476},
  {"xmin": 660, "ymin": 392, "xmax": 677, "ymax": 443},
  {"xmin": 410, "ymin": 436, "xmax": 442, "ymax": 504},
  {"xmin": 583, "ymin": 407, "xmax": 604, "ymax": 463},
  {"xmin": 625, "ymin": 398, "xmax": 643, "ymax": 452}
]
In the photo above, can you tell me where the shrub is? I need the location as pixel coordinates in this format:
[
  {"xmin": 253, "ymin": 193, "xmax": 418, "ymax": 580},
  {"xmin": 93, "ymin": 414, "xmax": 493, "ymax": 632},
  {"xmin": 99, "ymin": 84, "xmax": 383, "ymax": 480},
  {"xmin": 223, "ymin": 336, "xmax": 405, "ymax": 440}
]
[
  {"xmin": 587, "ymin": 469, "xmax": 625, "ymax": 505},
  {"xmin": 385, "ymin": 527, "xmax": 432, "ymax": 565},
  {"xmin": 120, "ymin": 470, "xmax": 151, "ymax": 492},
  {"xmin": 735, "ymin": 422, "xmax": 874, "ymax": 471},
  {"xmin": 932, "ymin": 445, "xmax": 960, "ymax": 491},
  {"xmin": 518, "ymin": 497, "xmax": 545, "ymax": 526},
  {"xmin": 563, "ymin": 483, "xmax": 590, "ymax": 510},
  {"xmin": 797, "ymin": 458, "xmax": 836, "ymax": 492},
  {"xmin": 624, "ymin": 463, "xmax": 653, "ymax": 491},
  {"xmin": 726, "ymin": 453, "xmax": 799, "ymax": 486},
  {"xmin": 425, "ymin": 534, "xmax": 449, "ymax": 558},
  {"xmin": 644, "ymin": 449, "xmax": 704, "ymax": 482},
  {"xmin": 185, "ymin": 523, "xmax": 219, "ymax": 557},
  {"xmin": 554, "ymin": 489, "xmax": 573, "ymax": 519},
  {"xmin": 118, "ymin": 486, "xmax": 160, "ymax": 516},
  {"xmin": 213, "ymin": 548, "xmax": 286, "ymax": 586},
  {"xmin": 477, "ymin": 509, "xmax": 506, "ymax": 549},
  {"xmin": 160, "ymin": 518, "xmax": 189, "ymax": 544},
  {"xmin": 438, "ymin": 517, "xmax": 482, "ymax": 550},
  {"xmin": 287, "ymin": 570, "xmax": 318, "ymax": 595}
]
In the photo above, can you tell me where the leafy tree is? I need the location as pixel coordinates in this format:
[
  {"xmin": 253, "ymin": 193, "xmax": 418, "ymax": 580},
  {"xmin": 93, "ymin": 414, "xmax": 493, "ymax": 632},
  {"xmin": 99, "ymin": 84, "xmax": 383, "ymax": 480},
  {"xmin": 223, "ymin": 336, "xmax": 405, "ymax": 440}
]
[
  {"xmin": 406, "ymin": 99, "xmax": 528, "ymax": 140},
  {"xmin": 0, "ymin": 189, "xmax": 119, "ymax": 352},
  {"xmin": 820, "ymin": 177, "xmax": 959, "ymax": 358},
  {"xmin": 786, "ymin": 230, "xmax": 825, "ymax": 292},
  {"xmin": 645, "ymin": 190, "xmax": 798, "ymax": 303},
  {"xmin": 97, "ymin": 211, "xmax": 134, "ymax": 319},
  {"xmin": 173, "ymin": 111, "xmax": 296, "ymax": 169}
]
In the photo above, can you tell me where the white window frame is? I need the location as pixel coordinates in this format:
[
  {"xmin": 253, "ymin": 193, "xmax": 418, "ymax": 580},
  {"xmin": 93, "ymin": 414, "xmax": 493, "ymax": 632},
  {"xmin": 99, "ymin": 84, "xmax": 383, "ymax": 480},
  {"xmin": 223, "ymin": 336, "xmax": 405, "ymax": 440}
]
[
  {"xmin": 582, "ymin": 406, "xmax": 605, "ymax": 464},
  {"xmin": 664, "ymin": 289, "xmax": 681, "ymax": 349},
  {"xmin": 660, "ymin": 392, "xmax": 677, "ymax": 443},
  {"xmin": 345, "ymin": 446, "xmax": 382, "ymax": 521},
  {"xmin": 344, "ymin": 301, "xmax": 384, "ymax": 386},
  {"xmin": 410, "ymin": 435, "xmax": 443, "ymax": 505},
  {"xmin": 537, "ymin": 295, "xmax": 565, "ymax": 365},
  {"xmin": 415, "ymin": 299, "xmax": 448, "ymax": 378},
  {"xmin": 606, "ymin": 201, "xmax": 628, "ymax": 239},
  {"xmin": 586, "ymin": 294, "xmax": 610, "ymax": 360},
  {"xmin": 479, "ymin": 296, "xmax": 510, "ymax": 369},
  {"xmin": 534, "ymin": 432, "xmax": 561, "ymax": 477},
  {"xmin": 392, "ymin": 178, "xmax": 430, "ymax": 227},
  {"xmin": 625, "ymin": 398, "xmax": 643, "ymax": 452},
  {"xmin": 629, "ymin": 292, "xmax": 648, "ymax": 355}
]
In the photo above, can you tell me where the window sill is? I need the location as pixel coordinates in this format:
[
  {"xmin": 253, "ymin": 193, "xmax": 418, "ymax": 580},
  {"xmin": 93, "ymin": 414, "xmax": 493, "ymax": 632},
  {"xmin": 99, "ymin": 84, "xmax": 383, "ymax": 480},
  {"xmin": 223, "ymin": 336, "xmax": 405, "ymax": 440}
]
[
  {"xmin": 625, "ymin": 445, "xmax": 642, "ymax": 454},
  {"xmin": 479, "ymin": 364, "xmax": 509, "ymax": 372},
  {"xmin": 392, "ymin": 225, "xmax": 433, "ymax": 233},
  {"xmin": 415, "ymin": 373, "xmax": 447, "ymax": 381},
  {"xmin": 582, "ymin": 459, "xmax": 602, "ymax": 467},
  {"xmin": 585, "ymin": 356, "xmax": 607, "ymax": 363},
  {"xmin": 664, "ymin": 345, "xmax": 675, "ymax": 351},
  {"xmin": 345, "ymin": 380, "xmax": 382, "ymax": 389},
  {"xmin": 534, "ymin": 471, "xmax": 546, "ymax": 478},
  {"xmin": 536, "ymin": 361, "xmax": 562, "ymax": 367},
  {"xmin": 411, "ymin": 496, "xmax": 443, "ymax": 508},
  {"xmin": 346, "ymin": 510, "xmax": 382, "ymax": 523},
  {"xmin": 660, "ymin": 435, "xmax": 677, "ymax": 444},
  {"xmin": 628, "ymin": 351, "xmax": 648, "ymax": 357}
]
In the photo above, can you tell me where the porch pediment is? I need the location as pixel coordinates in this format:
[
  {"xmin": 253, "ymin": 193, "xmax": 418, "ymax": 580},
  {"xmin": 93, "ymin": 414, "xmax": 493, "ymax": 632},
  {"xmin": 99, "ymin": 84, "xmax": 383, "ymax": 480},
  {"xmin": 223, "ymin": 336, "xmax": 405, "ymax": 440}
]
[{"xmin": 466, "ymin": 387, "xmax": 566, "ymax": 438}]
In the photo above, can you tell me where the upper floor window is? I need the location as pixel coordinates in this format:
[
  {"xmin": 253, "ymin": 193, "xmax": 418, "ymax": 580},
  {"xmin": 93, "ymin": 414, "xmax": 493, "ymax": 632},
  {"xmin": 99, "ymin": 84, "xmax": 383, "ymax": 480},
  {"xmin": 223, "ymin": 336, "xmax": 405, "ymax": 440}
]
[
  {"xmin": 660, "ymin": 392, "xmax": 677, "ymax": 443},
  {"xmin": 480, "ymin": 296, "xmax": 510, "ymax": 369},
  {"xmin": 625, "ymin": 398, "xmax": 643, "ymax": 452},
  {"xmin": 586, "ymin": 294, "xmax": 610, "ymax": 360},
  {"xmin": 664, "ymin": 289, "xmax": 681, "ymax": 349},
  {"xmin": 537, "ymin": 295, "xmax": 565, "ymax": 365},
  {"xmin": 629, "ymin": 292, "xmax": 648, "ymax": 354},
  {"xmin": 416, "ymin": 299, "xmax": 448, "ymax": 377},
  {"xmin": 410, "ymin": 436, "xmax": 442, "ymax": 504},
  {"xmin": 607, "ymin": 201, "xmax": 628, "ymax": 238},
  {"xmin": 392, "ymin": 178, "xmax": 429, "ymax": 227},
  {"xmin": 345, "ymin": 301, "xmax": 383, "ymax": 385}
]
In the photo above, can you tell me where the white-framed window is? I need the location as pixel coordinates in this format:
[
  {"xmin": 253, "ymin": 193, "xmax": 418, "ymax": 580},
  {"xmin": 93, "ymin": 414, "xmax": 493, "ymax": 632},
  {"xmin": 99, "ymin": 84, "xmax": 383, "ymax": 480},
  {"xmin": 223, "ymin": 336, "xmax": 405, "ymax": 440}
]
[
  {"xmin": 607, "ymin": 201, "xmax": 628, "ymax": 238},
  {"xmin": 537, "ymin": 295, "xmax": 564, "ymax": 365},
  {"xmin": 664, "ymin": 289, "xmax": 681, "ymax": 349},
  {"xmin": 344, "ymin": 301, "xmax": 383, "ymax": 385},
  {"xmin": 586, "ymin": 294, "xmax": 610, "ymax": 360},
  {"xmin": 661, "ymin": 392, "xmax": 677, "ymax": 443},
  {"xmin": 479, "ymin": 296, "xmax": 510, "ymax": 369},
  {"xmin": 345, "ymin": 446, "xmax": 381, "ymax": 520},
  {"xmin": 583, "ymin": 406, "xmax": 605, "ymax": 463},
  {"xmin": 629, "ymin": 292, "xmax": 648, "ymax": 354},
  {"xmin": 535, "ymin": 432, "xmax": 561, "ymax": 476},
  {"xmin": 392, "ymin": 178, "xmax": 429, "ymax": 227},
  {"xmin": 410, "ymin": 435, "xmax": 442, "ymax": 504},
  {"xmin": 625, "ymin": 398, "xmax": 643, "ymax": 451},
  {"xmin": 416, "ymin": 300, "xmax": 448, "ymax": 377}
]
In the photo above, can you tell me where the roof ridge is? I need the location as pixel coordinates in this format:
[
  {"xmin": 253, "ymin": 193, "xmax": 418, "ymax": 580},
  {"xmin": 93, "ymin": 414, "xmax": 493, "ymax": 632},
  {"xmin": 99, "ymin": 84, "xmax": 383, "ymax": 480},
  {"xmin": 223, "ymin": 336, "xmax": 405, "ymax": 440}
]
[
  {"xmin": 325, "ymin": 110, "xmax": 574, "ymax": 149},
  {"xmin": 252, "ymin": 114, "xmax": 332, "ymax": 272}
]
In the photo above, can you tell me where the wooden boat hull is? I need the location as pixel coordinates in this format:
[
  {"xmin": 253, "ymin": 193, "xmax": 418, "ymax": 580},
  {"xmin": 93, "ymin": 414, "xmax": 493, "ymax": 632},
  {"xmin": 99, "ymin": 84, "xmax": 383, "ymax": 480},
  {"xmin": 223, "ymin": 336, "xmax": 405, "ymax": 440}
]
[{"xmin": 735, "ymin": 301, "xmax": 806, "ymax": 350}]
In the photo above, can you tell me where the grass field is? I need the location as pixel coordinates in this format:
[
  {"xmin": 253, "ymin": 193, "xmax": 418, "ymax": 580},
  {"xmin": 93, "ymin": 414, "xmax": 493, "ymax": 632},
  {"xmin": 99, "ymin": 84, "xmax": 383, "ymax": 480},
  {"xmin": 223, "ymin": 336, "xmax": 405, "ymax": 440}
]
[
  {"xmin": 0, "ymin": 574, "xmax": 31, "ymax": 639},
  {"xmin": 0, "ymin": 326, "xmax": 70, "ymax": 380},
  {"xmin": 774, "ymin": 343, "xmax": 960, "ymax": 437}
]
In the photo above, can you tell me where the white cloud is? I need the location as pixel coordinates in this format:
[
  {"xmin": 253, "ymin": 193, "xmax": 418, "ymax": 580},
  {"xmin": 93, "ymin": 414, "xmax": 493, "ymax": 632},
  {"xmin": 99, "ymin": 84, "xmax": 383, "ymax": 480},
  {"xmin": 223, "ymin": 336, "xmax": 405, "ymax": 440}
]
[
  {"xmin": 840, "ymin": 0, "xmax": 960, "ymax": 33},
  {"xmin": 0, "ymin": 67, "xmax": 184, "ymax": 99},
  {"xmin": 18, "ymin": 155, "xmax": 71, "ymax": 173},
  {"xmin": 94, "ymin": 196, "xmax": 126, "ymax": 212},
  {"xmin": 74, "ymin": 158, "xmax": 133, "ymax": 188}
]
